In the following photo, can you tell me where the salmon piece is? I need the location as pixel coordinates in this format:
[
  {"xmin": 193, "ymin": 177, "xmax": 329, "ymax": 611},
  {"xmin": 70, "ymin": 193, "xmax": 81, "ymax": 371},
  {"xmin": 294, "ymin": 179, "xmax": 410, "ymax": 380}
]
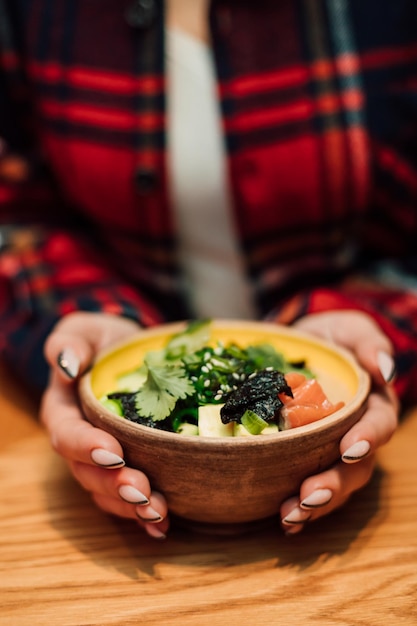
[
  {"xmin": 279, "ymin": 375, "xmax": 344, "ymax": 430},
  {"xmin": 282, "ymin": 371, "xmax": 306, "ymax": 390},
  {"xmin": 279, "ymin": 401, "xmax": 345, "ymax": 429},
  {"xmin": 287, "ymin": 378, "xmax": 329, "ymax": 405}
]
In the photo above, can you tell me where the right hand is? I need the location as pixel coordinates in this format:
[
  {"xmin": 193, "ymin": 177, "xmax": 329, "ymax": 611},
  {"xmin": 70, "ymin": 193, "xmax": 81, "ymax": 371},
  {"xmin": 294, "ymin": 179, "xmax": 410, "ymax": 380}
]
[
  {"xmin": 40, "ymin": 311, "xmax": 169, "ymax": 540},
  {"xmin": 279, "ymin": 310, "xmax": 398, "ymax": 534}
]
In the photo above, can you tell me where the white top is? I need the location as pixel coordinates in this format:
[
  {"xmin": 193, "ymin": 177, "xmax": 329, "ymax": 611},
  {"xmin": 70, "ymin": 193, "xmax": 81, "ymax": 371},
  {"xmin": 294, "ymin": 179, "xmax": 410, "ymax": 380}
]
[{"xmin": 166, "ymin": 28, "xmax": 256, "ymax": 319}]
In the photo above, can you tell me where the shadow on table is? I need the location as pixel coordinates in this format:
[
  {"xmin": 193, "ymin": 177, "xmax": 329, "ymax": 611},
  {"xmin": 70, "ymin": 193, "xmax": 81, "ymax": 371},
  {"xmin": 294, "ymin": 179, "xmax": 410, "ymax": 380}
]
[{"xmin": 42, "ymin": 454, "xmax": 385, "ymax": 581}]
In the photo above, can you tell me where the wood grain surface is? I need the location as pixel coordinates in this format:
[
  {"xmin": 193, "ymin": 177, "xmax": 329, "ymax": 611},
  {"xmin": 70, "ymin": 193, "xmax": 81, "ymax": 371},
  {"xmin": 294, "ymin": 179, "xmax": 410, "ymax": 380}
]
[{"xmin": 1, "ymin": 362, "xmax": 416, "ymax": 626}]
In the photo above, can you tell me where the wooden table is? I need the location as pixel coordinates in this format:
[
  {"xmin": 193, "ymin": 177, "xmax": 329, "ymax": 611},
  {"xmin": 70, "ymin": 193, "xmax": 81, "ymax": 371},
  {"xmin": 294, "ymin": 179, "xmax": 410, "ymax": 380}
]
[{"xmin": 1, "ymin": 362, "xmax": 416, "ymax": 626}]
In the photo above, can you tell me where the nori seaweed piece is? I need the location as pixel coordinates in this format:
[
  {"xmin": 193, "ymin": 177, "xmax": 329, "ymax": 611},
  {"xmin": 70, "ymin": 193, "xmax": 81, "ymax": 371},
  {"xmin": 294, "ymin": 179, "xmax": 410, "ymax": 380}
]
[
  {"xmin": 220, "ymin": 370, "xmax": 293, "ymax": 425},
  {"xmin": 107, "ymin": 392, "xmax": 173, "ymax": 430}
]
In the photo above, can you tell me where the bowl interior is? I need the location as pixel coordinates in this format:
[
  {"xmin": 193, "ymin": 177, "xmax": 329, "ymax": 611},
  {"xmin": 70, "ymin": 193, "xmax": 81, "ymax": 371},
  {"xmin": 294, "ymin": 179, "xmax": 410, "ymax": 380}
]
[{"xmin": 89, "ymin": 320, "xmax": 365, "ymax": 416}]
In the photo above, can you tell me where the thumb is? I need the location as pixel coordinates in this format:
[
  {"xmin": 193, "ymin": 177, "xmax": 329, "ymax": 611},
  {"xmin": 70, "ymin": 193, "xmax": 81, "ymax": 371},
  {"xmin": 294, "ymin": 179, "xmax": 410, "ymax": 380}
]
[
  {"xmin": 43, "ymin": 312, "xmax": 141, "ymax": 383},
  {"xmin": 44, "ymin": 332, "xmax": 95, "ymax": 383},
  {"xmin": 294, "ymin": 311, "xmax": 396, "ymax": 386}
]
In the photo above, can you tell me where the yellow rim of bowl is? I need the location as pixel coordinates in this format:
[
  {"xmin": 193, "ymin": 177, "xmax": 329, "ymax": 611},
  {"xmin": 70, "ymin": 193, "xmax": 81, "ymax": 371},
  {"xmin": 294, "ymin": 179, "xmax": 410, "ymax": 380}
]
[{"xmin": 81, "ymin": 320, "xmax": 371, "ymax": 444}]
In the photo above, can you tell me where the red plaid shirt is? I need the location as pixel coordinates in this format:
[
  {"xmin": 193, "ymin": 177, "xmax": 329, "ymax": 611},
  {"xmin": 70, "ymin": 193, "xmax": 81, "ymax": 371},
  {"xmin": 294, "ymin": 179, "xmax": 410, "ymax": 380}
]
[{"xmin": 1, "ymin": 0, "xmax": 417, "ymax": 398}]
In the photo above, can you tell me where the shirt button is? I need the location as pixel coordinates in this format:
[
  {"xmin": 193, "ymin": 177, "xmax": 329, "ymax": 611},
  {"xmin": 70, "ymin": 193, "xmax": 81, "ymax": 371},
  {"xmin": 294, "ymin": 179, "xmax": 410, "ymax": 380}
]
[
  {"xmin": 124, "ymin": 0, "xmax": 158, "ymax": 29},
  {"xmin": 134, "ymin": 166, "xmax": 159, "ymax": 194}
]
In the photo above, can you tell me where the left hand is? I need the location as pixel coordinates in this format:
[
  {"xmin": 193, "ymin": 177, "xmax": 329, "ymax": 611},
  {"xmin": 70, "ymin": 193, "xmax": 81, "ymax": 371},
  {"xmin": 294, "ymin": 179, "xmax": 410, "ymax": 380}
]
[
  {"xmin": 40, "ymin": 312, "xmax": 170, "ymax": 540},
  {"xmin": 279, "ymin": 310, "xmax": 399, "ymax": 534}
]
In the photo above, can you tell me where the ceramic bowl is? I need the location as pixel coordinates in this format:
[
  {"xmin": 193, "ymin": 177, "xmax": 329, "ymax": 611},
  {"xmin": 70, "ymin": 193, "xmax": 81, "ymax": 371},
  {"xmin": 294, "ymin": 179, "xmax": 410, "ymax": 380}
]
[{"xmin": 79, "ymin": 320, "xmax": 370, "ymax": 534}]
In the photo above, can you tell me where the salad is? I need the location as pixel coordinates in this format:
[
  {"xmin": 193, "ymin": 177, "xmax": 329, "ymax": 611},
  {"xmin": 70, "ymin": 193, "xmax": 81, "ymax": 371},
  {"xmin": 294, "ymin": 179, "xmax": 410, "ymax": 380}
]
[{"xmin": 100, "ymin": 320, "xmax": 344, "ymax": 437}]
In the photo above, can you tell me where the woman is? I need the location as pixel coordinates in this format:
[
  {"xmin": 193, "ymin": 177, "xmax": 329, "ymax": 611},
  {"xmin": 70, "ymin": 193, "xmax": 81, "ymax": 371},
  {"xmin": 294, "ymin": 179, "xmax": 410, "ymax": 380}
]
[{"xmin": 1, "ymin": 0, "xmax": 413, "ymax": 539}]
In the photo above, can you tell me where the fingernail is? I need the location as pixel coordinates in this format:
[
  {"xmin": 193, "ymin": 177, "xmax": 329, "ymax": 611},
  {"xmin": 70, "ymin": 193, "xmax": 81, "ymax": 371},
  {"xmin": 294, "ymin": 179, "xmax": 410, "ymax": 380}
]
[
  {"xmin": 144, "ymin": 524, "xmax": 167, "ymax": 540},
  {"xmin": 57, "ymin": 348, "xmax": 80, "ymax": 379},
  {"xmin": 91, "ymin": 448, "xmax": 125, "ymax": 468},
  {"xmin": 300, "ymin": 488, "xmax": 333, "ymax": 509},
  {"xmin": 342, "ymin": 440, "xmax": 371, "ymax": 463},
  {"xmin": 136, "ymin": 505, "xmax": 163, "ymax": 523},
  {"xmin": 282, "ymin": 507, "xmax": 311, "ymax": 525},
  {"xmin": 377, "ymin": 350, "xmax": 396, "ymax": 383},
  {"xmin": 118, "ymin": 484, "xmax": 149, "ymax": 505}
]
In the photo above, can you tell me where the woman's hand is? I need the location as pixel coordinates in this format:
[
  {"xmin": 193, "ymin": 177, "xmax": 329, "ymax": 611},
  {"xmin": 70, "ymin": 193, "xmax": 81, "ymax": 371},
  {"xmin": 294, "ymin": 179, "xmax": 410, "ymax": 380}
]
[
  {"xmin": 40, "ymin": 312, "xmax": 169, "ymax": 540},
  {"xmin": 280, "ymin": 310, "xmax": 399, "ymax": 534}
]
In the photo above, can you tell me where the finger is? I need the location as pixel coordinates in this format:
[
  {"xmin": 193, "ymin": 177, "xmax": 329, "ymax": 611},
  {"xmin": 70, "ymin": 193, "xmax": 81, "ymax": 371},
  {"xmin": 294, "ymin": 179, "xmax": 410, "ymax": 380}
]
[
  {"xmin": 135, "ymin": 491, "xmax": 169, "ymax": 525},
  {"xmin": 340, "ymin": 388, "xmax": 399, "ymax": 462},
  {"xmin": 91, "ymin": 491, "xmax": 170, "ymax": 539},
  {"xmin": 69, "ymin": 461, "xmax": 171, "ymax": 526},
  {"xmin": 40, "ymin": 372, "xmax": 125, "ymax": 466},
  {"xmin": 70, "ymin": 460, "xmax": 169, "ymax": 527},
  {"xmin": 344, "ymin": 334, "xmax": 395, "ymax": 387},
  {"xmin": 281, "ymin": 455, "xmax": 375, "ymax": 533},
  {"xmin": 280, "ymin": 495, "xmax": 311, "ymax": 535},
  {"xmin": 141, "ymin": 492, "xmax": 170, "ymax": 541},
  {"xmin": 300, "ymin": 455, "xmax": 375, "ymax": 515},
  {"xmin": 44, "ymin": 312, "xmax": 140, "ymax": 381},
  {"xmin": 69, "ymin": 461, "xmax": 151, "ymax": 503},
  {"xmin": 294, "ymin": 312, "xmax": 396, "ymax": 385},
  {"xmin": 87, "ymin": 481, "xmax": 169, "ymax": 523}
]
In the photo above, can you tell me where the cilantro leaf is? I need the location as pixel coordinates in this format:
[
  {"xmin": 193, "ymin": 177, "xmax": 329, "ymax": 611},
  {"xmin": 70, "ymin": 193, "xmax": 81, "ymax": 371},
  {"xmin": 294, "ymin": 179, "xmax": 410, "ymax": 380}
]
[{"xmin": 134, "ymin": 361, "xmax": 195, "ymax": 422}]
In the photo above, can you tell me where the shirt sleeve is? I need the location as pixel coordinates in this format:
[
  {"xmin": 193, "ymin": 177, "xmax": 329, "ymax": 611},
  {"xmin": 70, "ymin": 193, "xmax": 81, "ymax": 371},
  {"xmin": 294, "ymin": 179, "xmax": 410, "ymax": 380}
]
[
  {"xmin": 0, "ymin": 182, "xmax": 162, "ymax": 391},
  {"xmin": 267, "ymin": 267, "xmax": 417, "ymax": 407}
]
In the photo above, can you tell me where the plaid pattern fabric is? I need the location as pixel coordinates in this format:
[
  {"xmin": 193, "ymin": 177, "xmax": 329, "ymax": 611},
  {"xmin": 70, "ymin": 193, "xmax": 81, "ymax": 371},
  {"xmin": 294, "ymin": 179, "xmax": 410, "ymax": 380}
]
[{"xmin": 1, "ymin": 0, "xmax": 417, "ymax": 397}]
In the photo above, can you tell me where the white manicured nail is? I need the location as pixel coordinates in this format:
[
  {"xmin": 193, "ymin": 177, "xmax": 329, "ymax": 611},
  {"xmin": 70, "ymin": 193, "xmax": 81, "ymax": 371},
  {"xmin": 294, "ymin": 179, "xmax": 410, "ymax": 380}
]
[
  {"xmin": 91, "ymin": 448, "xmax": 125, "ymax": 468},
  {"xmin": 57, "ymin": 347, "xmax": 80, "ymax": 379},
  {"xmin": 144, "ymin": 524, "xmax": 167, "ymax": 540},
  {"xmin": 136, "ymin": 505, "xmax": 163, "ymax": 523},
  {"xmin": 119, "ymin": 484, "xmax": 149, "ymax": 505},
  {"xmin": 342, "ymin": 440, "xmax": 371, "ymax": 463},
  {"xmin": 377, "ymin": 350, "xmax": 395, "ymax": 383},
  {"xmin": 301, "ymin": 488, "xmax": 333, "ymax": 509},
  {"xmin": 282, "ymin": 507, "xmax": 311, "ymax": 525}
]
